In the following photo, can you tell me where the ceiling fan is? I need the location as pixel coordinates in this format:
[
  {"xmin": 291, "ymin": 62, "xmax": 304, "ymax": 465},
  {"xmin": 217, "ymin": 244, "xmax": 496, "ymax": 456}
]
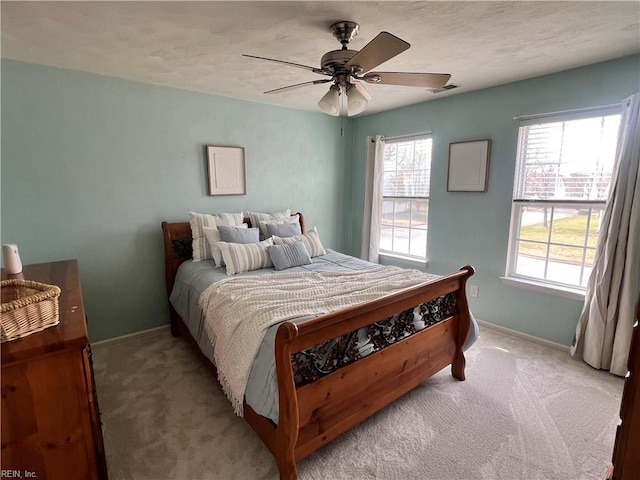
[{"xmin": 243, "ymin": 21, "xmax": 452, "ymax": 117}]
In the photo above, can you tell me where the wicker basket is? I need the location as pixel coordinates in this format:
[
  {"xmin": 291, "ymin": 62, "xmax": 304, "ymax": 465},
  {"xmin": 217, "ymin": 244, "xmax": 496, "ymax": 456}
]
[{"xmin": 1, "ymin": 279, "xmax": 61, "ymax": 342}]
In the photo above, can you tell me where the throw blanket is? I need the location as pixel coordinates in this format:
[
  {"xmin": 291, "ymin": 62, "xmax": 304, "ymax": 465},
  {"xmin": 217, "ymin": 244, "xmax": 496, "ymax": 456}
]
[{"xmin": 199, "ymin": 265, "xmax": 438, "ymax": 416}]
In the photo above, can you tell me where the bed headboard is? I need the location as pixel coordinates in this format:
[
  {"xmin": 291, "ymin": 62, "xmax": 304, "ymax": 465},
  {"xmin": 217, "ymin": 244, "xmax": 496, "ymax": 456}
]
[{"xmin": 161, "ymin": 212, "xmax": 305, "ymax": 297}]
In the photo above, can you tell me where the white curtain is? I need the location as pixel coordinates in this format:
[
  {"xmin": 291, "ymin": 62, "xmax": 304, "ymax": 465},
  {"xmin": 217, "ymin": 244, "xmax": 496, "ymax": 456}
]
[
  {"xmin": 571, "ymin": 93, "xmax": 640, "ymax": 376},
  {"xmin": 361, "ymin": 135, "xmax": 385, "ymax": 263}
]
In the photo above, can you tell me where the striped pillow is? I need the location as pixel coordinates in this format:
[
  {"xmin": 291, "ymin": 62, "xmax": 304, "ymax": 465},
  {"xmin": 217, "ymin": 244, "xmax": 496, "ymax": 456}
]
[
  {"xmin": 267, "ymin": 240, "xmax": 312, "ymax": 271},
  {"xmin": 189, "ymin": 211, "xmax": 244, "ymax": 261},
  {"xmin": 272, "ymin": 227, "xmax": 326, "ymax": 257},
  {"xmin": 218, "ymin": 238, "xmax": 275, "ymax": 275}
]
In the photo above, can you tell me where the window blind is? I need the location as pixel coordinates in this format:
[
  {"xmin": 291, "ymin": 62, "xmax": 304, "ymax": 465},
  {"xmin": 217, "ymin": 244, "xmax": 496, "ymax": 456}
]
[
  {"xmin": 383, "ymin": 137, "xmax": 432, "ymax": 197},
  {"xmin": 514, "ymin": 113, "xmax": 621, "ymax": 202}
]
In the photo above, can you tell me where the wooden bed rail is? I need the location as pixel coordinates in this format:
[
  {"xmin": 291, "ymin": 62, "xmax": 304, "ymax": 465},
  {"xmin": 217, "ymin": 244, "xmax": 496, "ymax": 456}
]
[
  {"xmin": 268, "ymin": 265, "xmax": 475, "ymax": 479},
  {"xmin": 282, "ymin": 266, "xmax": 474, "ymax": 353}
]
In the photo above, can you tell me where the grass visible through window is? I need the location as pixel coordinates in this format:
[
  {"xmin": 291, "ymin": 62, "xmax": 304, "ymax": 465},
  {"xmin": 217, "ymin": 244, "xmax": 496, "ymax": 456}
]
[{"xmin": 519, "ymin": 213, "xmax": 598, "ymax": 264}]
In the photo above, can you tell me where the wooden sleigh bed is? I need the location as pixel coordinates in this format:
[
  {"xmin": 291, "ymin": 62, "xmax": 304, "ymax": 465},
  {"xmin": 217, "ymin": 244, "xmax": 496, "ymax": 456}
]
[{"xmin": 162, "ymin": 212, "xmax": 475, "ymax": 479}]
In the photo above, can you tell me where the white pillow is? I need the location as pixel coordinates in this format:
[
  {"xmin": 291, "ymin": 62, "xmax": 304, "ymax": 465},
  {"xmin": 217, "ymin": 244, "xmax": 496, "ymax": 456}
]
[
  {"xmin": 247, "ymin": 209, "xmax": 291, "ymax": 240},
  {"xmin": 203, "ymin": 224, "xmax": 248, "ymax": 267},
  {"xmin": 272, "ymin": 226, "xmax": 326, "ymax": 257},
  {"xmin": 218, "ymin": 238, "xmax": 275, "ymax": 275},
  {"xmin": 189, "ymin": 211, "xmax": 244, "ymax": 261}
]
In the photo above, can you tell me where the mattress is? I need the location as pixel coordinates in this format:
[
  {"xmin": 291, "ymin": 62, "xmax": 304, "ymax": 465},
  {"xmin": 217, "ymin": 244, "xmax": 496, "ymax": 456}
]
[{"xmin": 169, "ymin": 250, "xmax": 478, "ymax": 422}]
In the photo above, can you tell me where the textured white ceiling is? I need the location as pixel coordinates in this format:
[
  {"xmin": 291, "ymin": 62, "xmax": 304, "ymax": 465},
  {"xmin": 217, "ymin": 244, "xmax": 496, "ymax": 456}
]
[{"xmin": 2, "ymin": 1, "xmax": 639, "ymax": 115}]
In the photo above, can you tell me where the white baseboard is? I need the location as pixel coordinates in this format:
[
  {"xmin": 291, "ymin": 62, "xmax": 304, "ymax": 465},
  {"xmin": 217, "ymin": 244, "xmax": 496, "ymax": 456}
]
[
  {"xmin": 476, "ymin": 318, "xmax": 570, "ymax": 353},
  {"xmin": 92, "ymin": 324, "xmax": 170, "ymax": 346}
]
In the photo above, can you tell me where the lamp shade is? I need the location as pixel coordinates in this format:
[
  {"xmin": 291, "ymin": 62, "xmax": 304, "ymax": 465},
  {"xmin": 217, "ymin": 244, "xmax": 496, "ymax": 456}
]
[
  {"xmin": 347, "ymin": 85, "xmax": 367, "ymax": 116},
  {"xmin": 318, "ymin": 86, "xmax": 340, "ymax": 116}
]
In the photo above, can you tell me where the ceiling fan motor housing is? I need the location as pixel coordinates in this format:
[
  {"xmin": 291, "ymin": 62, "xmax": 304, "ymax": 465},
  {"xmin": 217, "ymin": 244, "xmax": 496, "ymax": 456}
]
[{"xmin": 321, "ymin": 49, "xmax": 359, "ymax": 74}]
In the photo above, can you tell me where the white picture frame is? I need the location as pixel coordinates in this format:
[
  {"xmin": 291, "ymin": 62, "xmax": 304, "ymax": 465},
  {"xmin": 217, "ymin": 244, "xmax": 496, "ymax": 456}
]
[
  {"xmin": 447, "ymin": 139, "xmax": 491, "ymax": 192},
  {"xmin": 206, "ymin": 145, "xmax": 246, "ymax": 196}
]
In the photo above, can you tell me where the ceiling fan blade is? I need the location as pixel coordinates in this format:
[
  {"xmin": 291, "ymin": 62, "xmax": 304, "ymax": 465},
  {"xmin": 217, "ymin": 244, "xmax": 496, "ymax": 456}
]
[
  {"xmin": 353, "ymin": 81, "xmax": 372, "ymax": 101},
  {"xmin": 363, "ymin": 72, "xmax": 451, "ymax": 89},
  {"xmin": 242, "ymin": 54, "xmax": 329, "ymax": 76},
  {"xmin": 264, "ymin": 79, "xmax": 332, "ymax": 94},
  {"xmin": 345, "ymin": 32, "xmax": 410, "ymax": 74}
]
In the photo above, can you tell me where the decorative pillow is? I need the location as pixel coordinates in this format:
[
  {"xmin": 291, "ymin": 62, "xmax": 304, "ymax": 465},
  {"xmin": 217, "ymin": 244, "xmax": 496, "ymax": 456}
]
[
  {"xmin": 247, "ymin": 209, "xmax": 292, "ymax": 240},
  {"xmin": 218, "ymin": 238, "xmax": 275, "ymax": 275},
  {"xmin": 189, "ymin": 211, "xmax": 244, "ymax": 261},
  {"xmin": 218, "ymin": 225, "xmax": 259, "ymax": 244},
  {"xmin": 203, "ymin": 224, "xmax": 248, "ymax": 267},
  {"xmin": 267, "ymin": 241, "xmax": 312, "ymax": 271},
  {"xmin": 272, "ymin": 226, "xmax": 326, "ymax": 257},
  {"xmin": 259, "ymin": 213, "xmax": 299, "ymax": 231},
  {"xmin": 265, "ymin": 220, "xmax": 302, "ymax": 238}
]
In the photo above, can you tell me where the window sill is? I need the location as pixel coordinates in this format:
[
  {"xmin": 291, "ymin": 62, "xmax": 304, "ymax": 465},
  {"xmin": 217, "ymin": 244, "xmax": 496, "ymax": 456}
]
[
  {"xmin": 500, "ymin": 276, "xmax": 585, "ymax": 301},
  {"xmin": 379, "ymin": 253, "xmax": 428, "ymax": 270}
]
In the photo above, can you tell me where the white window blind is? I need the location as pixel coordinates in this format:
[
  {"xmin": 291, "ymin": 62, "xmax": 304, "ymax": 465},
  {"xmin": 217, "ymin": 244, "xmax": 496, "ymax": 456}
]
[
  {"xmin": 515, "ymin": 113, "xmax": 621, "ymax": 202},
  {"xmin": 383, "ymin": 137, "xmax": 431, "ymax": 198}
]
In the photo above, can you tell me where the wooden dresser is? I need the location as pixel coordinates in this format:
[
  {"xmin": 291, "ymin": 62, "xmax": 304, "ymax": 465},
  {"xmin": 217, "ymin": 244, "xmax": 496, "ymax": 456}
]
[
  {"xmin": 608, "ymin": 298, "xmax": 640, "ymax": 480},
  {"xmin": 1, "ymin": 260, "xmax": 108, "ymax": 480}
]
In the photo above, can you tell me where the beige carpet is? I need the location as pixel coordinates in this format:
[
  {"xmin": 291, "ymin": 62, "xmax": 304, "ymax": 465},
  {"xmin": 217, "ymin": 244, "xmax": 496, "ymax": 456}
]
[{"xmin": 92, "ymin": 325, "xmax": 623, "ymax": 480}]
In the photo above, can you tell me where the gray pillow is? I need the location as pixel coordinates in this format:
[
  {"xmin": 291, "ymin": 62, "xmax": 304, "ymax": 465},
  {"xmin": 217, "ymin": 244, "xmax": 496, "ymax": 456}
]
[
  {"xmin": 267, "ymin": 240, "xmax": 312, "ymax": 271},
  {"xmin": 265, "ymin": 221, "xmax": 302, "ymax": 238},
  {"xmin": 218, "ymin": 225, "xmax": 259, "ymax": 244}
]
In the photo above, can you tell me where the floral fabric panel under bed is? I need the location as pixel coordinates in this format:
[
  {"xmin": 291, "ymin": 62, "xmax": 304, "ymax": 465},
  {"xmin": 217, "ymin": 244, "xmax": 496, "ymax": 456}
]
[{"xmin": 291, "ymin": 292, "xmax": 458, "ymax": 386}]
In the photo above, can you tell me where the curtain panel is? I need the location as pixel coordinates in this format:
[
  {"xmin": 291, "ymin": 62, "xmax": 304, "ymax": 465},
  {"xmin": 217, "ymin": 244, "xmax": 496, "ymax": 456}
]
[
  {"xmin": 571, "ymin": 93, "xmax": 640, "ymax": 376},
  {"xmin": 361, "ymin": 135, "xmax": 385, "ymax": 263}
]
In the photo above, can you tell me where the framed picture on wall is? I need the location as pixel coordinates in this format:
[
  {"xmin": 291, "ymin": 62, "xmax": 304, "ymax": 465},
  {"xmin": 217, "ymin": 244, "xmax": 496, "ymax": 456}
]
[
  {"xmin": 447, "ymin": 139, "xmax": 491, "ymax": 192},
  {"xmin": 206, "ymin": 145, "xmax": 246, "ymax": 196}
]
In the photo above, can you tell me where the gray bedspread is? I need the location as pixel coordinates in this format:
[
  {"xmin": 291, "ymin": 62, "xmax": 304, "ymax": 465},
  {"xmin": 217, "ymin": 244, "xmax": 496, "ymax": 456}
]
[{"xmin": 169, "ymin": 250, "xmax": 478, "ymax": 423}]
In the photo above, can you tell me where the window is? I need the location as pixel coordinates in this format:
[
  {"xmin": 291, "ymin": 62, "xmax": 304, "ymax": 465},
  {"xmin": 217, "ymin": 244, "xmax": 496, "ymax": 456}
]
[
  {"xmin": 380, "ymin": 135, "xmax": 432, "ymax": 260},
  {"xmin": 506, "ymin": 108, "xmax": 622, "ymax": 290}
]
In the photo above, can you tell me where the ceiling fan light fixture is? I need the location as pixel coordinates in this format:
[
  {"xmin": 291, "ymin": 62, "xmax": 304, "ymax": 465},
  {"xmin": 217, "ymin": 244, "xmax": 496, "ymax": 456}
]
[
  {"xmin": 347, "ymin": 84, "xmax": 368, "ymax": 116},
  {"xmin": 318, "ymin": 85, "xmax": 340, "ymax": 116}
]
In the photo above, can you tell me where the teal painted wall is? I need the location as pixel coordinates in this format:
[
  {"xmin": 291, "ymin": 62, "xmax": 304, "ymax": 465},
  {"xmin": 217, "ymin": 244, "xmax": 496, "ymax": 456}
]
[
  {"xmin": 1, "ymin": 60, "xmax": 350, "ymax": 341},
  {"xmin": 3, "ymin": 55, "xmax": 638, "ymax": 345},
  {"xmin": 349, "ymin": 54, "xmax": 640, "ymax": 346}
]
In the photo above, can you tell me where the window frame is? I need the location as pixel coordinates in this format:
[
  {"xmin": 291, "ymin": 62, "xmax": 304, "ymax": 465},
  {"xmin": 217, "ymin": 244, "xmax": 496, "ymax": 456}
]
[
  {"xmin": 504, "ymin": 106, "xmax": 622, "ymax": 294},
  {"xmin": 378, "ymin": 133, "xmax": 432, "ymax": 262}
]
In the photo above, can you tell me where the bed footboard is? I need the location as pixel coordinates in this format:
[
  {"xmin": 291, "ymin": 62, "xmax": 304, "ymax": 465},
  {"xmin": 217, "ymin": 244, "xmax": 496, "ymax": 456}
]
[
  {"xmin": 161, "ymin": 216, "xmax": 470, "ymax": 479},
  {"xmin": 249, "ymin": 265, "xmax": 474, "ymax": 480}
]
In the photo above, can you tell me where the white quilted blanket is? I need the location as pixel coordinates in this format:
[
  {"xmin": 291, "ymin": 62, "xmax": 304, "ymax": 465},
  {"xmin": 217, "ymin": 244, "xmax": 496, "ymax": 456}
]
[{"xmin": 198, "ymin": 265, "xmax": 438, "ymax": 416}]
